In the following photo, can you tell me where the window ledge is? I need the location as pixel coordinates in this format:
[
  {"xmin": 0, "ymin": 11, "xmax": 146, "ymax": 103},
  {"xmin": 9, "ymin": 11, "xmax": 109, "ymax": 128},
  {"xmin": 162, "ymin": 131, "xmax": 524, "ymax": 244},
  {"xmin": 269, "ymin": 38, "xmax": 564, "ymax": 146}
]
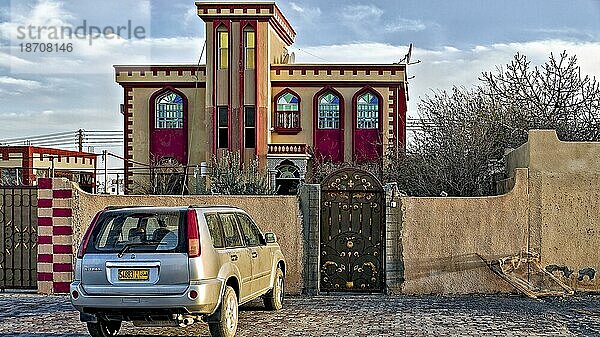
[{"xmin": 274, "ymin": 127, "xmax": 302, "ymax": 135}]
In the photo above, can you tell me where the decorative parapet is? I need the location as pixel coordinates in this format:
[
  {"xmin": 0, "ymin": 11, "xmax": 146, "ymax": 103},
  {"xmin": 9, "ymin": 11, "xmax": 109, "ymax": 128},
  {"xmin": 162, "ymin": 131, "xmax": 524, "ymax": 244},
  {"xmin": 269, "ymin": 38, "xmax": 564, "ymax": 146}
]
[
  {"xmin": 267, "ymin": 143, "xmax": 309, "ymax": 155},
  {"xmin": 195, "ymin": 2, "xmax": 296, "ymax": 45},
  {"xmin": 271, "ymin": 65, "xmax": 406, "ymax": 84},
  {"xmin": 114, "ymin": 65, "xmax": 207, "ymax": 85}
]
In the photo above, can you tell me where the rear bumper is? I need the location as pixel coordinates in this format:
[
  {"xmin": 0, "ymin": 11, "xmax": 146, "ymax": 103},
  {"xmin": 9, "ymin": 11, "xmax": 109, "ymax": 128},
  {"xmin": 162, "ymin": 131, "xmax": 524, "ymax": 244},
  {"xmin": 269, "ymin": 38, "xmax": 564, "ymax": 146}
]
[{"xmin": 70, "ymin": 279, "xmax": 224, "ymax": 316}]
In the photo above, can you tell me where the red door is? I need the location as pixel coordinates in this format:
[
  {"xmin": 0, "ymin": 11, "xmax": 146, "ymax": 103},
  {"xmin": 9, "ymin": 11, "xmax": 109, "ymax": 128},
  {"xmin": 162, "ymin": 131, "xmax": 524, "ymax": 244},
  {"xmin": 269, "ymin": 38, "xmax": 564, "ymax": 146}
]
[
  {"xmin": 314, "ymin": 90, "xmax": 344, "ymax": 162},
  {"xmin": 150, "ymin": 88, "xmax": 188, "ymax": 165},
  {"xmin": 353, "ymin": 90, "xmax": 382, "ymax": 162}
]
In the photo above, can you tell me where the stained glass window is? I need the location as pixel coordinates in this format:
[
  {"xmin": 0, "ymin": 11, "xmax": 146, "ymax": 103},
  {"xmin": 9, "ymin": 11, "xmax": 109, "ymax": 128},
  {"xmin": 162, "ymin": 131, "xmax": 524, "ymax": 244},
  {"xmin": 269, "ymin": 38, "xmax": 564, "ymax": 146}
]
[
  {"xmin": 244, "ymin": 29, "xmax": 255, "ymax": 69},
  {"xmin": 155, "ymin": 91, "xmax": 184, "ymax": 129},
  {"xmin": 356, "ymin": 92, "xmax": 379, "ymax": 129},
  {"xmin": 218, "ymin": 29, "xmax": 229, "ymax": 69},
  {"xmin": 275, "ymin": 91, "xmax": 300, "ymax": 130},
  {"xmin": 318, "ymin": 92, "xmax": 340, "ymax": 129}
]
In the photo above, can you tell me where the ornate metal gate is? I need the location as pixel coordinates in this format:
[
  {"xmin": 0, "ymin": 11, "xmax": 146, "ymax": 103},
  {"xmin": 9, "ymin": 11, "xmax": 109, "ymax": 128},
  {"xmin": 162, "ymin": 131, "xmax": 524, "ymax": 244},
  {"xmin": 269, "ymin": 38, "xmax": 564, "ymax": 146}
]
[
  {"xmin": 320, "ymin": 168, "xmax": 384, "ymax": 292},
  {"xmin": 0, "ymin": 187, "xmax": 38, "ymax": 290}
]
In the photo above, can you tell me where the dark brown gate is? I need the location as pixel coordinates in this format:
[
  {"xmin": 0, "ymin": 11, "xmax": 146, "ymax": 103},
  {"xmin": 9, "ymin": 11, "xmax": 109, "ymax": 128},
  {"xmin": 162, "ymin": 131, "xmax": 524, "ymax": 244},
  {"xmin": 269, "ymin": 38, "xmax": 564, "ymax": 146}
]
[
  {"xmin": 320, "ymin": 168, "xmax": 384, "ymax": 292},
  {"xmin": 0, "ymin": 187, "xmax": 38, "ymax": 290}
]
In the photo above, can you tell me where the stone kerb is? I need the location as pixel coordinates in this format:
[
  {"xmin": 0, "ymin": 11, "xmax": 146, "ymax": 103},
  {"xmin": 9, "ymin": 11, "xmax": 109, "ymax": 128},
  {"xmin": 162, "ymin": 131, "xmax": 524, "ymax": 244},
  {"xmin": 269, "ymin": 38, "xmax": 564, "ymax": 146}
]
[{"xmin": 37, "ymin": 178, "xmax": 75, "ymax": 294}]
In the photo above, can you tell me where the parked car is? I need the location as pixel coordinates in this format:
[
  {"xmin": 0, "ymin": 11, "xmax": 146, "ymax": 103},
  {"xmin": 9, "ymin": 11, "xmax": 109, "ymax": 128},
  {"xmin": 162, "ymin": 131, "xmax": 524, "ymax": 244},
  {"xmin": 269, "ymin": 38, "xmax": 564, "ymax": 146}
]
[{"xmin": 70, "ymin": 205, "xmax": 286, "ymax": 337}]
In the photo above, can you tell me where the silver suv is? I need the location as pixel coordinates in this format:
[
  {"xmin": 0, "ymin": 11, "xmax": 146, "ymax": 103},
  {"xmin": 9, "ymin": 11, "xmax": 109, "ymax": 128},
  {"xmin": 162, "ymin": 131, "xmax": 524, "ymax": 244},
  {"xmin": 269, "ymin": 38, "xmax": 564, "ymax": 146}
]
[{"xmin": 70, "ymin": 206, "xmax": 286, "ymax": 337}]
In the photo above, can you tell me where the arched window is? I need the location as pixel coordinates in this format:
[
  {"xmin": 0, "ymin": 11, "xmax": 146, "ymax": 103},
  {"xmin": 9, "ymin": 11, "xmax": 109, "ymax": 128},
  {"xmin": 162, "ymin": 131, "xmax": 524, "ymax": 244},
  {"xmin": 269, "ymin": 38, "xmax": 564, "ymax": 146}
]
[
  {"xmin": 274, "ymin": 90, "xmax": 301, "ymax": 134},
  {"xmin": 356, "ymin": 92, "xmax": 379, "ymax": 129},
  {"xmin": 318, "ymin": 92, "xmax": 340, "ymax": 129},
  {"xmin": 155, "ymin": 91, "xmax": 184, "ymax": 129}
]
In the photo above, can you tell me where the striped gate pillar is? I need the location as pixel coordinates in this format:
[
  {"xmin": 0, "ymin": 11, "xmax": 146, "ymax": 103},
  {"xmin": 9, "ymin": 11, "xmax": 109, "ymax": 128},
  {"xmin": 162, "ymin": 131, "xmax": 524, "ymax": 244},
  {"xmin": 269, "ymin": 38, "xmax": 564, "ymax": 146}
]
[{"xmin": 37, "ymin": 178, "xmax": 74, "ymax": 294}]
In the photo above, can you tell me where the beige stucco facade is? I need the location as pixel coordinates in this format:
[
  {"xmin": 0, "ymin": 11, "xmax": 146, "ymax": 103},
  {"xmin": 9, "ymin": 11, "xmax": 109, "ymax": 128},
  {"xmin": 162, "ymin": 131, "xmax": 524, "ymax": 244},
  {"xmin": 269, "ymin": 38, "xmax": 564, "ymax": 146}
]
[{"xmin": 115, "ymin": 1, "xmax": 408, "ymax": 194}]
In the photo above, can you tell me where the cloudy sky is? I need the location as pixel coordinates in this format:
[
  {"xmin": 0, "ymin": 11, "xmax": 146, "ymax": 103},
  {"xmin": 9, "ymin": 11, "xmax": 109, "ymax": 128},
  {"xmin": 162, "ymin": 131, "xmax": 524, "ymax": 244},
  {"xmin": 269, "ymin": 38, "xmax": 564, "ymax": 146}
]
[{"xmin": 1, "ymin": 0, "xmax": 600, "ymax": 144}]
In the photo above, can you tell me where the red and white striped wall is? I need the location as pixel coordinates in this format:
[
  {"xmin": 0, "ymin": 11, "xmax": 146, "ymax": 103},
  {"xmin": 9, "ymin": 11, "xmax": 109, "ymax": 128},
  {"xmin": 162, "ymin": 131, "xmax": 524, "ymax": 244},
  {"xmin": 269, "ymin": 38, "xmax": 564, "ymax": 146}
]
[{"xmin": 37, "ymin": 178, "xmax": 74, "ymax": 294}]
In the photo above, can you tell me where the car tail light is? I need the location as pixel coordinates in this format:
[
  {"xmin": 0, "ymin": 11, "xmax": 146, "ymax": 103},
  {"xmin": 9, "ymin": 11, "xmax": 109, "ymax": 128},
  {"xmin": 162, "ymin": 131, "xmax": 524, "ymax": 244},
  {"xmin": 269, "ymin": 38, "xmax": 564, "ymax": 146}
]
[
  {"xmin": 187, "ymin": 208, "xmax": 200, "ymax": 258},
  {"xmin": 77, "ymin": 210, "xmax": 103, "ymax": 259}
]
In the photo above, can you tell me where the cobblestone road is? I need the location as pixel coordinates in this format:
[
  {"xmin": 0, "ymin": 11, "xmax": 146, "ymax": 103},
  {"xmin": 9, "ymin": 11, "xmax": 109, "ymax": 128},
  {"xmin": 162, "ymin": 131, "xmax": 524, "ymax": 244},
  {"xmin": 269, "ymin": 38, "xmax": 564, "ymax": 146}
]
[{"xmin": 1, "ymin": 293, "xmax": 600, "ymax": 336}]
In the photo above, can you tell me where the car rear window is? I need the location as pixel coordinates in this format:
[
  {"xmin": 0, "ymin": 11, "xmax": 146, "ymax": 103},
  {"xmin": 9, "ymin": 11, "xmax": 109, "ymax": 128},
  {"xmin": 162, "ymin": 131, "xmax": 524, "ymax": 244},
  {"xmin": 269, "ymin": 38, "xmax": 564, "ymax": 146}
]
[{"xmin": 86, "ymin": 209, "xmax": 186, "ymax": 254}]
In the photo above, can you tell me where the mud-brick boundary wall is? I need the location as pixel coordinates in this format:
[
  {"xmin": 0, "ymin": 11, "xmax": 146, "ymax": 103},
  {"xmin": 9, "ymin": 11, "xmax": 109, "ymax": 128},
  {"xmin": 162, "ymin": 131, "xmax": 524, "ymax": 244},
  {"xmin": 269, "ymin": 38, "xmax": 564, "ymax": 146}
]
[{"xmin": 36, "ymin": 183, "xmax": 303, "ymax": 295}]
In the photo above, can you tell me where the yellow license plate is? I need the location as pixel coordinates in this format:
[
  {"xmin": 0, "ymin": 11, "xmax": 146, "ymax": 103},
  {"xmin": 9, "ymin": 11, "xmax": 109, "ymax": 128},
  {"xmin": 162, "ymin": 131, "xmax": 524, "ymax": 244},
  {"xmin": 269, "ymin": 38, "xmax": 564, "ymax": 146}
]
[{"xmin": 118, "ymin": 269, "xmax": 149, "ymax": 281}]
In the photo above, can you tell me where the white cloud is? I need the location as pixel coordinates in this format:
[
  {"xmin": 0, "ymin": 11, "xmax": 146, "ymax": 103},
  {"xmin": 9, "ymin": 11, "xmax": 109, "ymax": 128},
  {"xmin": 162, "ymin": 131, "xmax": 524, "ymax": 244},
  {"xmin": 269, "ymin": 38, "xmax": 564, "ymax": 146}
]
[
  {"xmin": 286, "ymin": 2, "xmax": 322, "ymax": 25},
  {"xmin": 0, "ymin": 76, "xmax": 43, "ymax": 89},
  {"xmin": 385, "ymin": 18, "xmax": 428, "ymax": 32},
  {"xmin": 341, "ymin": 5, "xmax": 383, "ymax": 21},
  {"xmin": 293, "ymin": 40, "xmax": 600, "ymax": 120}
]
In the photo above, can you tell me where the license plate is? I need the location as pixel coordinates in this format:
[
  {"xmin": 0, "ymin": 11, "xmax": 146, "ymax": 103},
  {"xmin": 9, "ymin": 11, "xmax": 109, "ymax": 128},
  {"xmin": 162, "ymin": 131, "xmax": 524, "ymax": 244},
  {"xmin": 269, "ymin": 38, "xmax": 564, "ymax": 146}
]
[{"xmin": 118, "ymin": 269, "xmax": 149, "ymax": 281}]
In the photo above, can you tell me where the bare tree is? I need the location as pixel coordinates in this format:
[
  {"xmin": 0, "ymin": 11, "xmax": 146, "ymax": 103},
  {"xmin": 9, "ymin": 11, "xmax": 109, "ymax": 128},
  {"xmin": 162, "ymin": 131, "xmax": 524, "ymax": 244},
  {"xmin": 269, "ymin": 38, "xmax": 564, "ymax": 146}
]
[
  {"xmin": 208, "ymin": 151, "xmax": 273, "ymax": 195},
  {"xmin": 386, "ymin": 51, "xmax": 600, "ymax": 196},
  {"xmin": 132, "ymin": 157, "xmax": 187, "ymax": 195}
]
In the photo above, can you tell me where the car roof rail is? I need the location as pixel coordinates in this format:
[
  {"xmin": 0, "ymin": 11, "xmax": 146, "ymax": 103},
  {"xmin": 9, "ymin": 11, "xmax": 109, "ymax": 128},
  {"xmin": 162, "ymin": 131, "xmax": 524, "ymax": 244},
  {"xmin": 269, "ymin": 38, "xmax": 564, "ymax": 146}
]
[
  {"xmin": 188, "ymin": 205, "xmax": 242, "ymax": 210},
  {"xmin": 103, "ymin": 205, "xmax": 154, "ymax": 210}
]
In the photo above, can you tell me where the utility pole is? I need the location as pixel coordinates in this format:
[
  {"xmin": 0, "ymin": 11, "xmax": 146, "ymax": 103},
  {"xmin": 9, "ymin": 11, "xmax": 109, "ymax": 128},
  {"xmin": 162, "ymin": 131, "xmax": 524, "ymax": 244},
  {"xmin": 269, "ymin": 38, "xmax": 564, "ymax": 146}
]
[
  {"xmin": 103, "ymin": 150, "xmax": 108, "ymax": 194},
  {"xmin": 78, "ymin": 129, "xmax": 84, "ymax": 152}
]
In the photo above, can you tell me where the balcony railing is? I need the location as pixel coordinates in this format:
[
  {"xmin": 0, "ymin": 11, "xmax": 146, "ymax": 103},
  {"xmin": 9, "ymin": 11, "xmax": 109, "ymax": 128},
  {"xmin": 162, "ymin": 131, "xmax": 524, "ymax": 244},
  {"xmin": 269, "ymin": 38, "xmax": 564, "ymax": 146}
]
[
  {"xmin": 268, "ymin": 143, "xmax": 309, "ymax": 155},
  {"xmin": 274, "ymin": 110, "xmax": 301, "ymax": 134}
]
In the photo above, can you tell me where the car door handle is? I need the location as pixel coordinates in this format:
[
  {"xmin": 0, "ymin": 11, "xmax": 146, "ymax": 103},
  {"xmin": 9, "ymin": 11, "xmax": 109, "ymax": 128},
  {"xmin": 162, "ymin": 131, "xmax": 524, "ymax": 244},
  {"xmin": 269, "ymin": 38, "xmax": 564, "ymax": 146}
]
[
  {"xmin": 230, "ymin": 254, "xmax": 238, "ymax": 262},
  {"xmin": 251, "ymin": 251, "xmax": 258, "ymax": 259}
]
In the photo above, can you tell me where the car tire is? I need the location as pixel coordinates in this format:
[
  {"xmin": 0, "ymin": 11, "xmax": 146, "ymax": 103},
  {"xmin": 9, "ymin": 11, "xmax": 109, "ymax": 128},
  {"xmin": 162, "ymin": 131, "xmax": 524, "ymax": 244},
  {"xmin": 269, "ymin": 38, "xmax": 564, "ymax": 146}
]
[
  {"xmin": 264, "ymin": 266, "xmax": 284, "ymax": 311},
  {"xmin": 86, "ymin": 320, "xmax": 121, "ymax": 337},
  {"xmin": 208, "ymin": 285, "xmax": 238, "ymax": 337}
]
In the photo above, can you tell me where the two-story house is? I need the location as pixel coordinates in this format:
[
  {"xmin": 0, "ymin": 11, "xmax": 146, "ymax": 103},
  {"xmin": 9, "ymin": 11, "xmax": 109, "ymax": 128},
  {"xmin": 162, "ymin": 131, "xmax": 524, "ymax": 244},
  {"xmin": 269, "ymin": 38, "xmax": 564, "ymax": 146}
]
[{"xmin": 115, "ymin": 1, "xmax": 408, "ymax": 194}]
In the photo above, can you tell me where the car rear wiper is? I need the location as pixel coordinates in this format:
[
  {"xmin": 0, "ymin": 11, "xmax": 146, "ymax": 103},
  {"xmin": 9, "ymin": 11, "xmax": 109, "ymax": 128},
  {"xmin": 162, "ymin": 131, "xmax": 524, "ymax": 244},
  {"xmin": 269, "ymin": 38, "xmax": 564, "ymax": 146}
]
[{"xmin": 117, "ymin": 242, "xmax": 158, "ymax": 257}]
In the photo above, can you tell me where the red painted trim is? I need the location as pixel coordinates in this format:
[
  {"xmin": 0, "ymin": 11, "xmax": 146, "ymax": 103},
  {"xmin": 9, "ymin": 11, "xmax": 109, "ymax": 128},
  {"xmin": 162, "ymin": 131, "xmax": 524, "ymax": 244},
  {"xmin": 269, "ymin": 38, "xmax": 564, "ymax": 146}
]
[
  {"xmin": 123, "ymin": 86, "xmax": 133, "ymax": 193},
  {"xmin": 398, "ymin": 83, "xmax": 408, "ymax": 147},
  {"xmin": 271, "ymin": 64, "xmax": 405, "ymax": 72},
  {"xmin": 38, "ymin": 217, "xmax": 53, "ymax": 226},
  {"xmin": 52, "ymin": 208, "xmax": 72, "ymax": 217},
  {"xmin": 0, "ymin": 147, "xmax": 96, "ymax": 158},
  {"xmin": 38, "ymin": 199, "xmax": 52, "ymax": 208},
  {"xmin": 121, "ymin": 82, "xmax": 206, "ymax": 88},
  {"xmin": 213, "ymin": 21, "xmax": 232, "ymax": 154},
  {"xmin": 254, "ymin": 21, "xmax": 259, "ymax": 156},
  {"xmin": 313, "ymin": 86, "xmax": 345, "ymax": 162},
  {"xmin": 114, "ymin": 65, "xmax": 206, "ymax": 73},
  {"xmin": 351, "ymin": 86, "xmax": 384, "ymax": 162},
  {"xmin": 53, "ymin": 263, "xmax": 73, "ymax": 272},
  {"xmin": 52, "ymin": 189, "xmax": 72, "ymax": 199},
  {"xmin": 38, "ymin": 253, "xmax": 53, "ymax": 262},
  {"xmin": 37, "ymin": 178, "xmax": 52, "ymax": 189},
  {"xmin": 148, "ymin": 86, "xmax": 189, "ymax": 165},
  {"xmin": 272, "ymin": 81, "xmax": 405, "ymax": 87},
  {"xmin": 38, "ymin": 237, "xmax": 52, "ymax": 245},
  {"xmin": 273, "ymin": 88, "xmax": 302, "ymax": 134},
  {"xmin": 53, "ymin": 245, "xmax": 73, "ymax": 254},
  {"xmin": 52, "ymin": 226, "xmax": 73, "ymax": 236},
  {"xmin": 53, "ymin": 282, "xmax": 70, "ymax": 293},
  {"xmin": 37, "ymin": 272, "xmax": 53, "ymax": 281}
]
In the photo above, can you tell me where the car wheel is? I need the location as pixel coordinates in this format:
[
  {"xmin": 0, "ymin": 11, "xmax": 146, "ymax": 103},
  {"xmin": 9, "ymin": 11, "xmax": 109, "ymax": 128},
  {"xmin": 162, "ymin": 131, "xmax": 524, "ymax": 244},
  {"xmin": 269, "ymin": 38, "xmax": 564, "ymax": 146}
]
[
  {"xmin": 208, "ymin": 285, "xmax": 238, "ymax": 337},
  {"xmin": 87, "ymin": 320, "xmax": 121, "ymax": 337},
  {"xmin": 264, "ymin": 266, "xmax": 284, "ymax": 310}
]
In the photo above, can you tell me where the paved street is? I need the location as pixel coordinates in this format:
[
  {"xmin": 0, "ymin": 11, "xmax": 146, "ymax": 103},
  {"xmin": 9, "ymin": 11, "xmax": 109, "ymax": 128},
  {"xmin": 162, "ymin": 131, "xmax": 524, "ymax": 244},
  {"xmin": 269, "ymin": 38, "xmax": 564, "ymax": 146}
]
[{"xmin": 1, "ymin": 293, "xmax": 600, "ymax": 336}]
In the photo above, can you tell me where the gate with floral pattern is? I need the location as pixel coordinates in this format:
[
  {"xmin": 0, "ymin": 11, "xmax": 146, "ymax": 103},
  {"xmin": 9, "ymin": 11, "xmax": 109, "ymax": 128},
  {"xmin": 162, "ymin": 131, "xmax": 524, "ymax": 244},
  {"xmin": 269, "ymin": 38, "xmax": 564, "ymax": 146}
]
[{"xmin": 320, "ymin": 168, "xmax": 384, "ymax": 292}]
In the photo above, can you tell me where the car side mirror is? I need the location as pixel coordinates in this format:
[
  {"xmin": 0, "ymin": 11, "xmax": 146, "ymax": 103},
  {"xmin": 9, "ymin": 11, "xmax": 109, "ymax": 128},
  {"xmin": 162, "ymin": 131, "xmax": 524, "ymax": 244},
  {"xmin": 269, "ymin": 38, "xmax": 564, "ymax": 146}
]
[{"xmin": 264, "ymin": 232, "xmax": 277, "ymax": 244}]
